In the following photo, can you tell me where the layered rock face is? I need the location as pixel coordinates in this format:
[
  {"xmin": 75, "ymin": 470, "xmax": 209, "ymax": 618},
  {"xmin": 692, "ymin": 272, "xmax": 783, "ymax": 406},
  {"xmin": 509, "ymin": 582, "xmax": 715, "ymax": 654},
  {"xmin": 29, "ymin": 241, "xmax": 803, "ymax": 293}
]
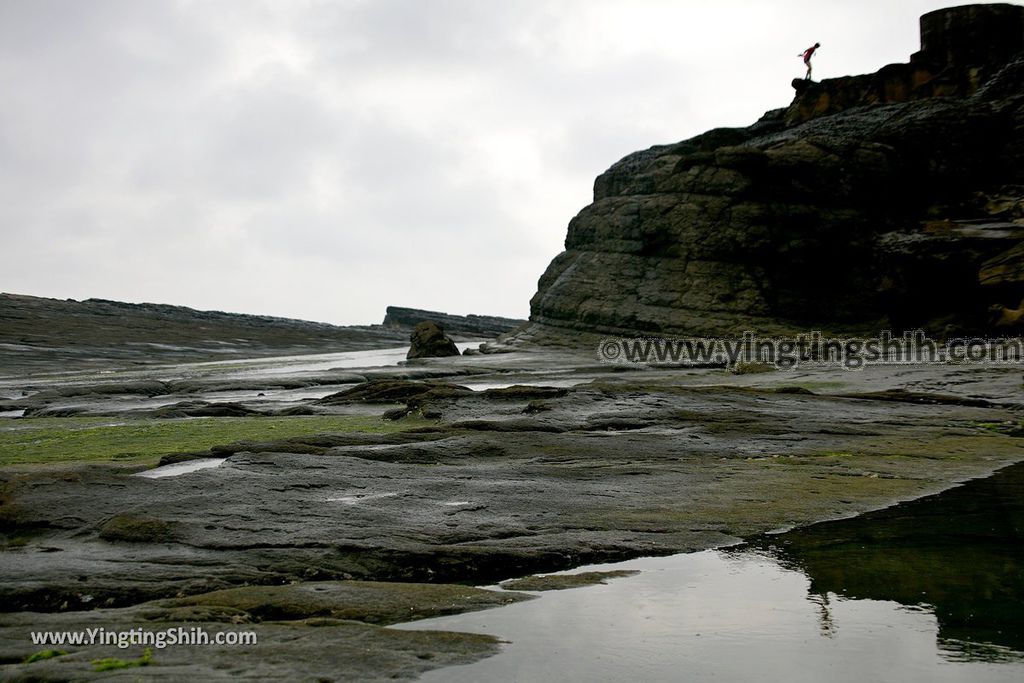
[{"xmin": 528, "ymin": 4, "xmax": 1024, "ymax": 339}]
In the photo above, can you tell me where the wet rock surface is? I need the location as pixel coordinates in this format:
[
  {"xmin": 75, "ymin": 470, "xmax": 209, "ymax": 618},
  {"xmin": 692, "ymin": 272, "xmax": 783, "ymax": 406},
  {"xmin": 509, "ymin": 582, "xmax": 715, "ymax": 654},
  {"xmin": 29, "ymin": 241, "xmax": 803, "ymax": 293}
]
[
  {"xmin": 1, "ymin": 342, "xmax": 1022, "ymax": 679},
  {"xmin": 0, "ymin": 581, "xmax": 529, "ymax": 681}
]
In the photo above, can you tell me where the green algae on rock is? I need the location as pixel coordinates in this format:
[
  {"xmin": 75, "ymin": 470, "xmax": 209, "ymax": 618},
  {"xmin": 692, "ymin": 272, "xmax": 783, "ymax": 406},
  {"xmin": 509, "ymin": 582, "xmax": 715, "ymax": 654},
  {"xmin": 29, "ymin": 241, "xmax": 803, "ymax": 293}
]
[{"xmin": 501, "ymin": 570, "xmax": 640, "ymax": 592}]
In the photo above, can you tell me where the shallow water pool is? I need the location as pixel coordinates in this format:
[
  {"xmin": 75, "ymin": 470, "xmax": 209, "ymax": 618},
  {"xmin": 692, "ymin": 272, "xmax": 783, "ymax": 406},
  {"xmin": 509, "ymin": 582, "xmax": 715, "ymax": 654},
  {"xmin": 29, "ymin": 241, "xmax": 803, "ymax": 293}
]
[{"xmin": 396, "ymin": 463, "xmax": 1024, "ymax": 682}]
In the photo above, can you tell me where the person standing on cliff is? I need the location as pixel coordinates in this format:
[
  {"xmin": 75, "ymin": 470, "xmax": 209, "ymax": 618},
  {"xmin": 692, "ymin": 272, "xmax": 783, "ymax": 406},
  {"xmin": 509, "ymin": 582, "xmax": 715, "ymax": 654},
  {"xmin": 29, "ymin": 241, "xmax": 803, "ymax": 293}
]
[{"xmin": 800, "ymin": 42, "xmax": 820, "ymax": 80}]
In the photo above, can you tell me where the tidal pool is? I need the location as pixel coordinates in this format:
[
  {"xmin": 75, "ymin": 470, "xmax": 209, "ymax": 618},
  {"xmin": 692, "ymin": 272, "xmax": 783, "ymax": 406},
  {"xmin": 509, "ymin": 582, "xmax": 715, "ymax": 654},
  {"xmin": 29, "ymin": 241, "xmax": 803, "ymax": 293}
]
[
  {"xmin": 396, "ymin": 462, "xmax": 1024, "ymax": 682},
  {"xmin": 134, "ymin": 457, "xmax": 225, "ymax": 478}
]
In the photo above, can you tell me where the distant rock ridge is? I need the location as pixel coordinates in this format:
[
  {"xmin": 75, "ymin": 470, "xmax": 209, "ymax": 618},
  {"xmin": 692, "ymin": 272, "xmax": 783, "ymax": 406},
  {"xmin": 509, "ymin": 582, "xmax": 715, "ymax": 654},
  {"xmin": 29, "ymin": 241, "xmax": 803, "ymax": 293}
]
[
  {"xmin": 0, "ymin": 293, "xmax": 407, "ymax": 364},
  {"xmin": 78, "ymin": 296, "xmax": 353, "ymax": 332},
  {"xmin": 382, "ymin": 306, "xmax": 525, "ymax": 338},
  {"xmin": 0, "ymin": 293, "xmax": 520, "ymax": 369},
  {"xmin": 524, "ymin": 3, "xmax": 1024, "ymax": 342}
]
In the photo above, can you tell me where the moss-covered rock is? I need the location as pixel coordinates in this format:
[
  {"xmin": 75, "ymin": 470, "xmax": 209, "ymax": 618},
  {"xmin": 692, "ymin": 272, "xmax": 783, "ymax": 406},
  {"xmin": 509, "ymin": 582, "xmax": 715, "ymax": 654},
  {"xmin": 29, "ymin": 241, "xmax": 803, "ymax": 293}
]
[
  {"xmin": 98, "ymin": 514, "xmax": 178, "ymax": 544},
  {"xmin": 161, "ymin": 580, "xmax": 533, "ymax": 625},
  {"xmin": 501, "ymin": 570, "xmax": 639, "ymax": 591}
]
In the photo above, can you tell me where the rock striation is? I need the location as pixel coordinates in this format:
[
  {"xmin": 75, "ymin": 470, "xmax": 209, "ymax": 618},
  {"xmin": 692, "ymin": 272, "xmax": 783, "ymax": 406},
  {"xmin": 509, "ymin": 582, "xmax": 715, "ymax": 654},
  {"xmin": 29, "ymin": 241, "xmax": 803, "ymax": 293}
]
[{"xmin": 527, "ymin": 4, "xmax": 1024, "ymax": 340}]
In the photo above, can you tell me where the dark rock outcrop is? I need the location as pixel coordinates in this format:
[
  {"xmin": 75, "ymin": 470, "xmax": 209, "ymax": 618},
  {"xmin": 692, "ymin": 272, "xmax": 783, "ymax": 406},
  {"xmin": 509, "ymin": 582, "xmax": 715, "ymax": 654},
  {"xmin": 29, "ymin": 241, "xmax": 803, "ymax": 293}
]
[
  {"xmin": 318, "ymin": 379, "xmax": 473, "ymax": 404},
  {"xmin": 407, "ymin": 321, "xmax": 461, "ymax": 359},
  {"xmin": 383, "ymin": 306, "xmax": 525, "ymax": 338},
  {"xmin": 527, "ymin": 4, "xmax": 1024, "ymax": 340},
  {"xmin": 149, "ymin": 401, "xmax": 264, "ymax": 418}
]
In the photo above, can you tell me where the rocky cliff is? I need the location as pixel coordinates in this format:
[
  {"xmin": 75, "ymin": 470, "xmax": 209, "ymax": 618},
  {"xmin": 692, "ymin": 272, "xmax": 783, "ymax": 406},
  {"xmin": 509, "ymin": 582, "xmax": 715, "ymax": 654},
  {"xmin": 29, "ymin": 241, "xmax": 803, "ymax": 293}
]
[{"xmin": 526, "ymin": 3, "xmax": 1024, "ymax": 341}]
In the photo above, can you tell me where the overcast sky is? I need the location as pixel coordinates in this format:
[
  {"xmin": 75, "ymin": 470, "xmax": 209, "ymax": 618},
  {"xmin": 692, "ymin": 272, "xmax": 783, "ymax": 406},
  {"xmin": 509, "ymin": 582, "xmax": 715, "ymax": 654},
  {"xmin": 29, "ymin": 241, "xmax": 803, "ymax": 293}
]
[{"xmin": 0, "ymin": 0, "xmax": 995, "ymax": 325}]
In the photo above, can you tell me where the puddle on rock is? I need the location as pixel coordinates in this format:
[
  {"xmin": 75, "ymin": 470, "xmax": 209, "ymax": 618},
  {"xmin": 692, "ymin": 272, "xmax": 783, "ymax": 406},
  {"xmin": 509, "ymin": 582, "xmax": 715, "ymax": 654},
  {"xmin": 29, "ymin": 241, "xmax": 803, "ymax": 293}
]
[
  {"xmin": 134, "ymin": 458, "xmax": 225, "ymax": 479},
  {"xmin": 396, "ymin": 462, "xmax": 1024, "ymax": 682},
  {"xmin": 326, "ymin": 492, "xmax": 399, "ymax": 504}
]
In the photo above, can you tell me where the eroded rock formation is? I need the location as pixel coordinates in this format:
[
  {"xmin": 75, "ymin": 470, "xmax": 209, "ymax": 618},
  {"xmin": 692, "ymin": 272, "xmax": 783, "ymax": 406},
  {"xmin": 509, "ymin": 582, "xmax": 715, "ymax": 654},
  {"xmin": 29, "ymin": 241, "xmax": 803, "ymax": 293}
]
[
  {"xmin": 407, "ymin": 320, "xmax": 461, "ymax": 359},
  {"xmin": 527, "ymin": 4, "xmax": 1024, "ymax": 340}
]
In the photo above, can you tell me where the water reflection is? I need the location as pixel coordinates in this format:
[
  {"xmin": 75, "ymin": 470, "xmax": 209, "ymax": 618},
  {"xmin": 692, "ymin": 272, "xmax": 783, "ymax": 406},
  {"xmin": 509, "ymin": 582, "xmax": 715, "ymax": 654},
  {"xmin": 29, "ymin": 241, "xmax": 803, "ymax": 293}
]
[
  {"xmin": 750, "ymin": 460, "xmax": 1024, "ymax": 663},
  {"xmin": 396, "ymin": 463, "xmax": 1024, "ymax": 681}
]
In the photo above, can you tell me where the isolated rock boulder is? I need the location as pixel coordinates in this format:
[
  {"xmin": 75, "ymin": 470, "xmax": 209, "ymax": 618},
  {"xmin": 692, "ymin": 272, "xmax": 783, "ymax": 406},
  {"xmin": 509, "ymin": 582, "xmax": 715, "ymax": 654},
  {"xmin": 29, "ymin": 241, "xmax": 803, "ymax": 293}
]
[{"xmin": 406, "ymin": 321, "xmax": 460, "ymax": 359}]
